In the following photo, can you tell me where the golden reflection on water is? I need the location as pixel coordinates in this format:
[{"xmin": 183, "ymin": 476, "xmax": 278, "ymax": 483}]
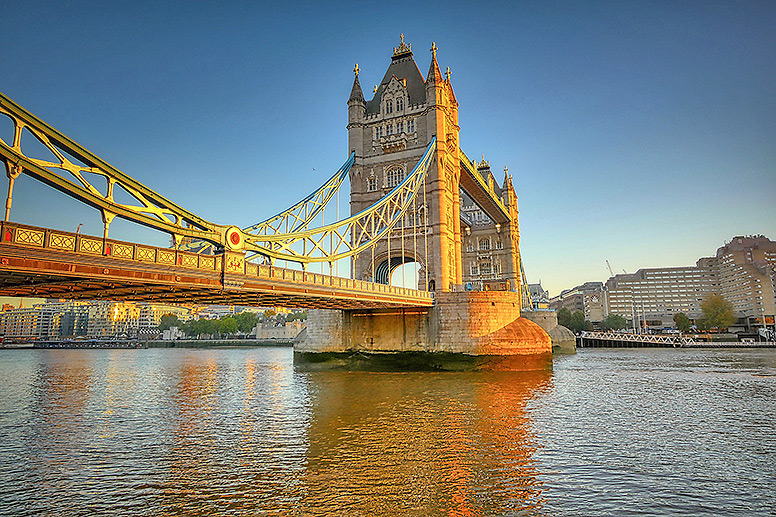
[
  {"xmin": 10, "ymin": 348, "xmax": 776, "ymax": 516},
  {"xmin": 23, "ymin": 350, "xmax": 551, "ymax": 516},
  {"xmin": 299, "ymin": 369, "xmax": 552, "ymax": 515},
  {"xmin": 163, "ymin": 355, "xmax": 220, "ymax": 512}
]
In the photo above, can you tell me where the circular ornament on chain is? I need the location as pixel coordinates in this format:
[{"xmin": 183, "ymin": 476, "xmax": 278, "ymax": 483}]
[{"xmin": 225, "ymin": 226, "xmax": 244, "ymax": 251}]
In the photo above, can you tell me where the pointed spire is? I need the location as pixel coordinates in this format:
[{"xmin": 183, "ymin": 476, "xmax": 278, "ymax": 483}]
[
  {"xmin": 349, "ymin": 64, "xmax": 365, "ymax": 104},
  {"xmin": 426, "ymin": 42, "xmax": 443, "ymax": 85},
  {"xmin": 503, "ymin": 166, "xmax": 512, "ymax": 188}
]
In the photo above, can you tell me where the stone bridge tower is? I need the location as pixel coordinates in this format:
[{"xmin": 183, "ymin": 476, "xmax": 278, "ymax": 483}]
[
  {"xmin": 295, "ymin": 37, "xmax": 552, "ymax": 368},
  {"xmin": 347, "ymin": 37, "xmax": 462, "ymax": 292}
]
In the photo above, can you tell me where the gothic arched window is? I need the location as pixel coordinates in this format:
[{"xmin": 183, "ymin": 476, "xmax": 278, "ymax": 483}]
[
  {"xmin": 397, "ymin": 98, "xmax": 404, "ymax": 111},
  {"xmin": 386, "ymin": 166, "xmax": 404, "ymax": 188},
  {"xmin": 480, "ymin": 261, "xmax": 492, "ymax": 275},
  {"xmin": 367, "ymin": 176, "xmax": 377, "ymax": 191},
  {"xmin": 386, "ymin": 100, "xmax": 393, "ymax": 114},
  {"xmin": 479, "ymin": 238, "xmax": 491, "ymax": 251}
]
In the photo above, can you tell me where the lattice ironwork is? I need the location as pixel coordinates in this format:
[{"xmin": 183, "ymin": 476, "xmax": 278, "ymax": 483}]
[
  {"xmin": 14, "ymin": 227, "xmax": 44, "ymax": 246},
  {"xmin": 244, "ymin": 138, "xmax": 435, "ymax": 265},
  {"xmin": 580, "ymin": 331, "xmax": 681, "ymax": 346},
  {"xmin": 0, "ymin": 91, "xmax": 230, "ymax": 246},
  {"xmin": 0, "ymin": 92, "xmax": 435, "ymax": 266},
  {"xmin": 180, "ymin": 152, "xmax": 354, "ymax": 254}
]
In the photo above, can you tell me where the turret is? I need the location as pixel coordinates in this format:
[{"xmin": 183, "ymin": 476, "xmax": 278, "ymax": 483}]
[{"xmin": 347, "ymin": 64, "xmax": 366, "ymax": 155}]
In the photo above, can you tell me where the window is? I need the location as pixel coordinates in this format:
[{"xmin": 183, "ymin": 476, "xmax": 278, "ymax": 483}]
[
  {"xmin": 495, "ymin": 240, "xmax": 503, "ymax": 250},
  {"xmin": 466, "ymin": 241, "xmax": 473, "ymax": 252},
  {"xmin": 470, "ymin": 264, "xmax": 479, "ymax": 275},
  {"xmin": 367, "ymin": 176, "xmax": 377, "ymax": 191},
  {"xmin": 386, "ymin": 167, "xmax": 404, "ymax": 188},
  {"xmin": 388, "ymin": 124, "xmax": 394, "ymax": 136},
  {"xmin": 407, "ymin": 119, "xmax": 415, "ymax": 133},
  {"xmin": 386, "ymin": 100, "xmax": 393, "ymax": 114},
  {"xmin": 397, "ymin": 98, "xmax": 404, "ymax": 111},
  {"xmin": 479, "ymin": 238, "xmax": 491, "ymax": 251},
  {"xmin": 397, "ymin": 121, "xmax": 404, "ymax": 134},
  {"xmin": 480, "ymin": 261, "xmax": 492, "ymax": 275}
]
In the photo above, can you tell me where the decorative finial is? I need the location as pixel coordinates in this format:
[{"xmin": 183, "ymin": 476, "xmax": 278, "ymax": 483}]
[
  {"xmin": 354, "ymin": 63, "xmax": 360, "ymax": 76},
  {"xmin": 504, "ymin": 166, "xmax": 509, "ymax": 175},
  {"xmin": 431, "ymin": 42, "xmax": 437, "ymax": 58},
  {"xmin": 373, "ymin": 85, "xmax": 378, "ymax": 93},
  {"xmin": 445, "ymin": 66, "xmax": 451, "ymax": 81},
  {"xmin": 393, "ymin": 34, "xmax": 412, "ymax": 56}
]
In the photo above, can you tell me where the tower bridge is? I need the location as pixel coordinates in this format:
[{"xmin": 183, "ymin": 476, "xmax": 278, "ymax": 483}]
[{"xmin": 0, "ymin": 37, "xmax": 553, "ymax": 368}]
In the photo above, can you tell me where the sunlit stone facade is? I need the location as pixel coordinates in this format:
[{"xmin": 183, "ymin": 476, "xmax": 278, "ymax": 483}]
[{"xmin": 347, "ymin": 37, "xmax": 523, "ymax": 294}]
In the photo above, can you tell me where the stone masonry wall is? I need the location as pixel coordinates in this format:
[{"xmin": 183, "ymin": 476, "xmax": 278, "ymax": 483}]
[
  {"xmin": 297, "ymin": 292, "xmax": 551, "ymax": 357},
  {"xmin": 343, "ymin": 309, "xmax": 429, "ymax": 352},
  {"xmin": 295, "ymin": 309, "xmax": 344, "ymax": 353},
  {"xmin": 430, "ymin": 291, "xmax": 550, "ymax": 355}
]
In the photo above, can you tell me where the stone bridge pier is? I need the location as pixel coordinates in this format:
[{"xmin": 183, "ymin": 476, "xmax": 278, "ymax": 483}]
[{"xmin": 295, "ymin": 291, "xmax": 552, "ymax": 370}]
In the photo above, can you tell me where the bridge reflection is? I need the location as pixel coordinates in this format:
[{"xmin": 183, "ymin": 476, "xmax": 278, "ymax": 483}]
[
  {"xmin": 6, "ymin": 349, "xmax": 552, "ymax": 515},
  {"xmin": 299, "ymin": 369, "xmax": 551, "ymax": 514}
]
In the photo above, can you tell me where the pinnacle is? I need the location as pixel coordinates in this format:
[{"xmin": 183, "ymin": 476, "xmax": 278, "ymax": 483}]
[
  {"xmin": 426, "ymin": 42, "xmax": 443, "ymax": 86},
  {"xmin": 349, "ymin": 70, "xmax": 365, "ymax": 104}
]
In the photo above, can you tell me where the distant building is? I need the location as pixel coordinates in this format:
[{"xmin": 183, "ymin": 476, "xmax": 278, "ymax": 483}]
[
  {"xmin": 549, "ymin": 282, "xmax": 605, "ymax": 322},
  {"xmin": 551, "ymin": 235, "xmax": 776, "ymax": 332},
  {"xmin": 714, "ymin": 235, "xmax": 776, "ymax": 326},
  {"xmin": 0, "ymin": 307, "xmax": 43, "ymax": 341},
  {"xmin": 0, "ymin": 300, "xmax": 192, "ymax": 341},
  {"xmin": 603, "ymin": 264, "xmax": 717, "ymax": 328},
  {"xmin": 252, "ymin": 319, "xmax": 305, "ymax": 341}
]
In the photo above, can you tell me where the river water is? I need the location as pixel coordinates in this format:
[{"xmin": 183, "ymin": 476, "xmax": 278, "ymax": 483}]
[{"xmin": 0, "ymin": 347, "xmax": 773, "ymax": 516}]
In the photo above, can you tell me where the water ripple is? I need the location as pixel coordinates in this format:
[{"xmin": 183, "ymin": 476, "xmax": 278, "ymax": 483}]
[{"xmin": 0, "ymin": 347, "xmax": 773, "ymax": 515}]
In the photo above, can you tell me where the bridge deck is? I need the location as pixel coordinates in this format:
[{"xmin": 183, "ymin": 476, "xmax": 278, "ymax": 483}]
[{"xmin": 0, "ymin": 223, "xmax": 433, "ymax": 309}]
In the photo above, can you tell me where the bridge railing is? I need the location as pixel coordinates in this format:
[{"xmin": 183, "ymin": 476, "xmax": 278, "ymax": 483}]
[
  {"xmin": 0, "ymin": 221, "xmax": 433, "ymax": 302},
  {"xmin": 580, "ymin": 331, "xmax": 681, "ymax": 346}
]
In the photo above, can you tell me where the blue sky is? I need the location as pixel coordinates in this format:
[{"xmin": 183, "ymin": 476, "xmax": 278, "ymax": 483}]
[{"xmin": 1, "ymin": 1, "xmax": 774, "ymax": 297}]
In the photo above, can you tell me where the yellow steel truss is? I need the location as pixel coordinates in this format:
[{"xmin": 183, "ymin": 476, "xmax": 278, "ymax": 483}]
[
  {"xmin": 181, "ymin": 152, "xmax": 354, "ymax": 254},
  {"xmin": 0, "ymin": 92, "xmax": 434, "ymax": 265}
]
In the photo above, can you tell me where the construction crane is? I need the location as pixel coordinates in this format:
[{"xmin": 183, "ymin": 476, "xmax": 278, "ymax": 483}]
[{"xmin": 606, "ymin": 260, "xmax": 615, "ymax": 277}]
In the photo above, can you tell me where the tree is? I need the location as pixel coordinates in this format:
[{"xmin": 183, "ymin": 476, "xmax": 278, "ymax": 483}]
[
  {"xmin": 264, "ymin": 309, "xmax": 277, "ymax": 319},
  {"xmin": 191, "ymin": 318, "xmax": 217, "ymax": 338},
  {"xmin": 287, "ymin": 311, "xmax": 307, "ymax": 322},
  {"xmin": 603, "ymin": 313, "xmax": 628, "ymax": 331},
  {"xmin": 158, "ymin": 314, "xmax": 182, "ymax": 331},
  {"xmin": 698, "ymin": 294, "xmax": 737, "ymax": 330},
  {"xmin": 673, "ymin": 312, "xmax": 692, "ymax": 333},
  {"xmin": 557, "ymin": 307, "xmax": 572, "ymax": 328},
  {"xmin": 217, "ymin": 316, "xmax": 238, "ymax": 336},
  {"xmin": 568, "ymin": 310, "xmax": 592, "ymax": 334},
  {"xmin": 235, "ymin": 312, "xmax": 258, "ymax": 334}
]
